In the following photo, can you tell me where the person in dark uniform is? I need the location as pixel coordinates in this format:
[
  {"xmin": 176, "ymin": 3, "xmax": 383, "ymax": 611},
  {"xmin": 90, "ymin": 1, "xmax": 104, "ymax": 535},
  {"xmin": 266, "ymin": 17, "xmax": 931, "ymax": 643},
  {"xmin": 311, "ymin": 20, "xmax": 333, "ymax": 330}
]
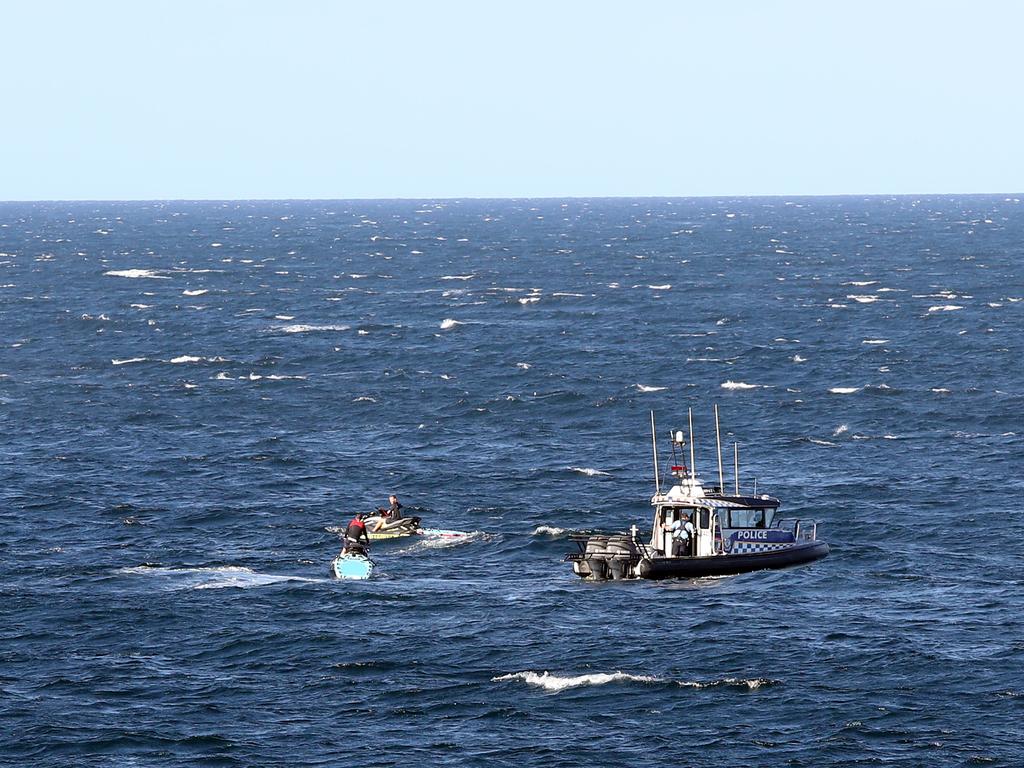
[{"xmin": 342, "ymin": 512, "xmax": 370, "ymax": 554}]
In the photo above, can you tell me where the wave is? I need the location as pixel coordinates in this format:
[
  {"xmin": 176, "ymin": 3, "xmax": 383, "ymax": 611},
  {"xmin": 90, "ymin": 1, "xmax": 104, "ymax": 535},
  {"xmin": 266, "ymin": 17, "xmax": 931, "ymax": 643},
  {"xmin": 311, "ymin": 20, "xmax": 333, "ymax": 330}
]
[
  {"xmin": 439, "ymin": 318, "xmax": 462, "ymax": 330},
  {"xmin": 112, "ymin": 357, "xmax": 148, "ymax": 366},
  {"xmin": 833, "ymin": 424, "xmax": 848, "ymax": 436},
  {"xmin": 721, "ymin": 381, "xmax": 759, "ymax": 390},
  {"xmin": 843, "ymin": 280, "xmax": 877, "ymax": 286},
  {"xmin": 168, "ymin": 355, "xmax": 203, "ymax": 364},
  {"xmin": 492, "ymin": 671, "xmax": 656, "ymax": 691},
  {"xmin": 808, "ymin": 438, "xmax": 838, "ymax": 447},
  {"xmin": 847, "ymin": 295, "xmax": 879, "ymax": 303},
  {"xmin": 647, "ymin": 284, "xmax": 672, "ymax": 290},
  {"xmin": 277, "ymin": 324, "xmax": 350, "ymax": 333},
  {"xmin": 533, "ymin": 525, "xmax": 567, "ymax": 536},
  {"xmin": 568, "ymin": 466, "xmax": 611, "ymax": 477},
  {"xmin": 440, "ymin": 274, "xmax": 474, "ymax": 280},
  {"xmin": 517, "ymin": 296, "xmax": 540, "ymax": 305},
  {"xmin": 182, "ymin": 289, "xmax": 209, "ymax": 296},
  {"xmin": 636, "ymin": 384, "xmax": 666, "ymax": 393},
  {"xmin": 928, "ymin": 305, "xmax": 964, "ymax": 312},
  {"xmin": 105, "ymin": 269, "xmax": 169, "ymax": 279},
  {"xmin": 862, "ymin": 339, "xmax": 889, "ymax": 345},
  {"xmin": 829, "ymin": 386, "xmax": 861, "ymax": 394},
  {"xmin": 792, "ymin": 354, "xmax": 806, "ymax": 363},
  {"xmin": 117, "ymin": 565, "xmax": 320, "ymax": 590},
  {"xmin": 492, "ymin": 671, "xmax": 778, "ymax": 693},
  {"xmin": 516, "ymin": 362, "xmax": 531, "ymax": 370}
]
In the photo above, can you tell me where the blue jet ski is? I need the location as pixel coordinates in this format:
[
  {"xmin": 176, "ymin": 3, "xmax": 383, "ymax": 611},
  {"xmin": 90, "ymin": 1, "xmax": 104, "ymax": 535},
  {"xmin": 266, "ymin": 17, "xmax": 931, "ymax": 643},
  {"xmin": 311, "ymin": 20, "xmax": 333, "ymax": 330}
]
[{"xmin": 331, "ymin": 544, "xmax": 374, "ymax": 580}]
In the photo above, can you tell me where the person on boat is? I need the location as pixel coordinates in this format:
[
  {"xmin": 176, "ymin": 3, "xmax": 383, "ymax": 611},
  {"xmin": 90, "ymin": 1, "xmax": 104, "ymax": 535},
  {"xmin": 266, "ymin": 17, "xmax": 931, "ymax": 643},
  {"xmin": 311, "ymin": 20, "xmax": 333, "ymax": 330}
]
[
  {"xmin": 373, "ymin": 495, "xmax": 407, "ymax": 533},
  {"xmin": 669, "ymin": 513, "xmax": 695, "ymax": 557},
  {"xmin": 342, "ymin": 512, "xmax": 370, "ymax": 554}
]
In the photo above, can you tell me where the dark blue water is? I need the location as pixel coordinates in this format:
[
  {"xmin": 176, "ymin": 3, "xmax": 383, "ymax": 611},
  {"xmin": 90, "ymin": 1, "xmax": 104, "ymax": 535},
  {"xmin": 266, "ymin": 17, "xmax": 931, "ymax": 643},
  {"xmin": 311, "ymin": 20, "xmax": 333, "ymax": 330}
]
[{"xmin": 2, "ymin": 197, "xmax": 1022, "ymax": 766}]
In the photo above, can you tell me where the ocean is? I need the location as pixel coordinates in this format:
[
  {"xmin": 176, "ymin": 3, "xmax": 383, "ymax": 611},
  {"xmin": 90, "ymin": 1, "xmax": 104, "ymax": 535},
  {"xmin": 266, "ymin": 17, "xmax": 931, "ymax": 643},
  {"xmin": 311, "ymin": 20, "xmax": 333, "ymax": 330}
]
[{"xmin": 1, "ymin": 196, "xmax": 1022, "ymax": 766}]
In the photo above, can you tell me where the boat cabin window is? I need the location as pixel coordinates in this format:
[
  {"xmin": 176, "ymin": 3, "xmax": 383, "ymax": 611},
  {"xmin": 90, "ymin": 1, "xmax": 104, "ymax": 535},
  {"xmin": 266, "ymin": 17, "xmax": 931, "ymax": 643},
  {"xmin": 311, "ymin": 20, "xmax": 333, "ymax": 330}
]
[{"xmin": 727, "ymin": 508, "xmax": 769, "ymax": 528}]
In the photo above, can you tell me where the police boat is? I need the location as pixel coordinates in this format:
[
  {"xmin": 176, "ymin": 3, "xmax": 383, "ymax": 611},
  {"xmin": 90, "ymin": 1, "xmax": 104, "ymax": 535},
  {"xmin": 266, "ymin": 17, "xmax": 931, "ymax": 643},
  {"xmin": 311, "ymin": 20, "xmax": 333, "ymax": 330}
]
[{"xmin": 566, "ymin": 408, "xmax": 829, "ymax": 581}]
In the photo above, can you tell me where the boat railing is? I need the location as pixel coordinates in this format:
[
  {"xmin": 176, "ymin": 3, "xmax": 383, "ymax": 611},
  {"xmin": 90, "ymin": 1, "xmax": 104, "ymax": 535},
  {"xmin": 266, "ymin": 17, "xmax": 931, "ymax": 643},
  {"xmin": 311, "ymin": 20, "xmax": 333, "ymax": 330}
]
[{"xmin": 776, "ymin": 518, "xmax": 819, "ymax": 542}]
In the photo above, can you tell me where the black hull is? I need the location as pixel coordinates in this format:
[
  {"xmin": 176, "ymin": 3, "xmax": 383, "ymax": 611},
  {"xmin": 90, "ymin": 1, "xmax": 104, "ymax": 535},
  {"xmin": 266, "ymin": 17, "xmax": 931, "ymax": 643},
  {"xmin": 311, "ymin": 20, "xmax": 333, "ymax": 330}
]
[{"xmin": 641, "ymin": 541, "xmax": 830, "ymax": 580}]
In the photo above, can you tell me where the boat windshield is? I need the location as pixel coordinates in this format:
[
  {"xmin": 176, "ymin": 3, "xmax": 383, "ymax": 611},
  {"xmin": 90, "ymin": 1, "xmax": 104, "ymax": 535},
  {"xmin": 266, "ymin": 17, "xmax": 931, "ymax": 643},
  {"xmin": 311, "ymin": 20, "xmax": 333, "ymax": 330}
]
[{"xmin": 726, "ymin": 507, "xmax": 773, "ymax": 528}]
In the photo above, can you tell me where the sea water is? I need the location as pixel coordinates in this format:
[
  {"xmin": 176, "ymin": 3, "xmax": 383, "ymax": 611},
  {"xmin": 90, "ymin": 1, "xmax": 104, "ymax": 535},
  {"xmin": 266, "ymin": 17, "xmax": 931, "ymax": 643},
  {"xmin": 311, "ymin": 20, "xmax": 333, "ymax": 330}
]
[{"xmin": 1, "ymin": 197, "xmax": 1022, "ymax": 766}]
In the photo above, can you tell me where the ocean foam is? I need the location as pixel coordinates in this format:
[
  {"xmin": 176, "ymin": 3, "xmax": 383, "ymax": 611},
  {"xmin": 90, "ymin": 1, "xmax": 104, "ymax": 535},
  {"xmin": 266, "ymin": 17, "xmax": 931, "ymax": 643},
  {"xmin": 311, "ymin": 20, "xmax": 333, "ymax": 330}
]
[
  {"xmin": 278, "ymin": 324, "xmax": 350, "ymax": 333},
  {"xmin": 721, "ymin": 381, "xmax": 759, "ymax": 390},
  {"xmin": 441, "ymin": 275, "xmax": 474, "ymax": 280},
  {"xmin": 636, "ymin": 384, "xmax": 667, "ymax": 392},
  {"xmin": 112, "ymin": 357, "xmax": 148, "ymax": 365},
  {"xmin": 182, "ymin": 289, "xmax": 208, "ymax": 296},
  {"xmin": 928, "ymin": 305, "xmax": 964, "ymax": 312},
  {"xmin": 568, "ymin": 466, "xmax": 611, "ymax": 477},
  {"xmin": 847, "ymin": 295, "xmax": 879, "ymax": 303},
  {"xmin": 829, "ymin": 387, "xmax": 861, "ymax": 394},
  {"xmin": 117, "ymin": 565, "xmax": 320, "ymax": 590},
  {"xmin": 647, "ymin": 284, "xmax": 672, "ymax": 290},
  {"xmin": 105, "ymin": 269, "xmax": 169, "ymax": 279},
  {"xmin": 439, "ymin": 318, "xmax": 462, "ymax": 329},
  {"xmin": 516, "ymin": 362, "xmax": 531, "ymax": 370},
  {"xmin": 169, "ymin": 355, "xmax": 203, "ymax": 364},
  {"xmin": 492, "ymin": 671, "xmax": 656, "ymax": 692},
  {"xmin": 792, "ymin": 355, "xmax": 807, "ymax": 363},
  {"xmin": 833, "ymin": 424, "xmax": 848, "ymax": 436},
  {"xmin": 862, "ymin": 339, "xmax": 889, "ymax": 345},
  {"xmin": 533, "ymin": 525, "xmax": 567, "ymax": 536}
]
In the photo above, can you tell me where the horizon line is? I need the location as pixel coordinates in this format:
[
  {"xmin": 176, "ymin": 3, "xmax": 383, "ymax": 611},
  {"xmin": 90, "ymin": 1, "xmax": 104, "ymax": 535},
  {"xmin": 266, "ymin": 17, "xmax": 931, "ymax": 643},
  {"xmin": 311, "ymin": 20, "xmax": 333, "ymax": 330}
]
[{"xmin": 1, "ymin": 191, "xmax": 1022, "ymax": 204}]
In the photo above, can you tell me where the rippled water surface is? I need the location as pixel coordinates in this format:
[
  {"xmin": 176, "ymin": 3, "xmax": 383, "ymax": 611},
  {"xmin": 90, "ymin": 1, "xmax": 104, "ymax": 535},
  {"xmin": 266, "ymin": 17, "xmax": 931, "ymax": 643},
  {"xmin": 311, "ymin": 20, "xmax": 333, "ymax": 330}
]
[{"xmin": 2, "ymin": 197, "xmax": 1022, "ymax": 766}]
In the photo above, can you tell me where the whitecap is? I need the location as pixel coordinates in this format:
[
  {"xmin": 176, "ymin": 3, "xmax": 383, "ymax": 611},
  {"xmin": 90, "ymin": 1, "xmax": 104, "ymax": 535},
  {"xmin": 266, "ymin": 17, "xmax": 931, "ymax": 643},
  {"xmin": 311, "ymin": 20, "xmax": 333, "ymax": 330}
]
[
  {"xmin": 792, "ymin": 355, "xmax": 806, "ymax": 363},
  {"xmin": 169, "ymin": 355, "xmax": 203, "ymax": 364},
  {"xmin": 847, "ymin": 295, "xmax": 879, "ymax": 303},
  {"xmin": 439, "ymin": 318, "xmax": 462, "ymax": 330},
  {"xmin": 182, "ymin": 289, "xmax": 208, "ymax": 296},
  {"xmin": 636, "ymin": 384, "xmax": 667, "ymax": 393},
  {"xmin": 928, "ymin": 305, "xmax": 964, "ymax": 312},
  {"xmin": 105, "ymin": 269, "xmax": 169, "ymax": 279},
  {"xmin": 129, "ymin": 303, "xmax": 152, "ymax": 309},
  {"xmin": 533, "ymin": 525, "xmax": 567, "ymax": 536},
  {"xmin": 516, "ymin": 362, "xmax": 531, "ymax": 370},
  {"xmin": 721, "ymin": 381, "xmax": 759, "ymax": 390},
  {"xmin": 568, "ymin": 466, "xmax": 611, "ymax": 477},
  {"xmin": 441, "ymin": 275, "xmax": 474, "ymax": 280},
  {"xmin": 492, "ymin": 671, "xmax": 656, "ymax": 692},
  {"xmin": 647, "ymin": 284, "xmax": 672, "ymax": 290},
  {"xmin": 862, "ymin": 339, "xmax": 889, "ymax": 345},
  {"xmin": 214, "ymin": 372, "xmax": 232, "ymax": 380},
  {"xmin": 808, "ymin": 438, "xmax": 838, "ymax": 447},
  {"xmin": 278, "ymin": 324, "xmax": 350, "ymax": 333},
  {"xmin": 353, "ymin": 396, "xmax": 377, "ymax": 403},
  {"xmin": 829, "ymin": 387, "xmax": 861, "ymax": 394},
  {"xmin": 931, "ymin": 388, "xmax": 951, "ymax": 393},
  {"xmin": 518, "ymin": 296, "xmax": 540, "ymax": 305},
  {"xmin": 833, "ymin": 424, "xmax": 848, "ymax": 436},
  {"xmin": 112, "ymin": 357, "xmax": 147, "ymax": 365},
  {"xmin": 843, "ymin": 280, "xmax": 877, "ymax": 286}
]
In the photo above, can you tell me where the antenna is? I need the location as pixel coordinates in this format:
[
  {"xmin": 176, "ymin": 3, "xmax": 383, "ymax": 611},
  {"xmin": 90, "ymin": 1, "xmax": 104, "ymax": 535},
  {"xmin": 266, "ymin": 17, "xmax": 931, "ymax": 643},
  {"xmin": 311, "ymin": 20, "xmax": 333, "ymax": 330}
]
[
  {"xmin": 687, "ymin": 407, "xmax": 696, "ymax": 480},
  {"xmin": 650, "ymin": 410, "xmax": 661, "ymax": 496},
  {"xmin": 733, "ymin": 442, "xmax": 740, "ymax": 495},
  {"xmin": 714, "ymin": 404, "xmax": 724, "ymax": 492}
]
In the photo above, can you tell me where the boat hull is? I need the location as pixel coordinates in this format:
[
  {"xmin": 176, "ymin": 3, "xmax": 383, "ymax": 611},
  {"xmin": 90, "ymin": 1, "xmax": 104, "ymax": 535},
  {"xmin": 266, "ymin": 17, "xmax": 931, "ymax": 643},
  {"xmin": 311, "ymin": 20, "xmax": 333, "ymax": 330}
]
[{"xmin": 640, "ymin": 540, "xmax": 829, "ymax": 580}]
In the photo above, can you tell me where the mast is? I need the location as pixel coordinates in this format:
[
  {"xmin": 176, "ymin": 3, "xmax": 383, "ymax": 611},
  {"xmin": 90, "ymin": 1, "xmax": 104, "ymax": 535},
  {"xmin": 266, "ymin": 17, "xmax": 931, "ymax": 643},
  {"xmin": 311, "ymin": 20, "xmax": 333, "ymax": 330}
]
[
  {"xmin": 650, "ymin": 410, "xmax": 661, "ymax": 496},
  {"xmin": 714, "ymin": 404, "xmax": 724, "ymax": 491},
  {"xmin": 687, "ymin": 407, "xmax": 696, "ymax": 480},
  {"xmin": 733, "ymin": 442, "xmax": 740, "ymax": 495}
]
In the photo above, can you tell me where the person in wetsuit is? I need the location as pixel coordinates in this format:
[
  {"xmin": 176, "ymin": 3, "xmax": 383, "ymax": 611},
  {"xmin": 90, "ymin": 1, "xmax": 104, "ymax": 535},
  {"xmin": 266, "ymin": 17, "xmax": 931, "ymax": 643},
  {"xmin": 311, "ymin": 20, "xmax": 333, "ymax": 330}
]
[
  {"xmin": 386, "ymin": 495, "xmax": 402, "ymax": 520},
  {"xmin": 343, "ymin": 512, "xmax": 370, "ymax": 554}
]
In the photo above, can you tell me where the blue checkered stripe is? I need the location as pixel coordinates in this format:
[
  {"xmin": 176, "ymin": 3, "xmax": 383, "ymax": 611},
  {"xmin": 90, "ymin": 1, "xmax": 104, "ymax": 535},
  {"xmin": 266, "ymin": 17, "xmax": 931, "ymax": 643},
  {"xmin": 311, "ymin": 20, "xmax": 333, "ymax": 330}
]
[{"xmin": 729, "ymin": 541, "xmax": 793, "ymax": 554}]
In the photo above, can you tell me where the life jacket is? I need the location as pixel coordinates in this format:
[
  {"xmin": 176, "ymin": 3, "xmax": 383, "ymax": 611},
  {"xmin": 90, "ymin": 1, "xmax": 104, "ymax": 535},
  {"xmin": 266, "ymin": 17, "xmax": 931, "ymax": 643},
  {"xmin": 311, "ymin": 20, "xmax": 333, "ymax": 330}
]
[{"xmin": 345, "ymin": 518, "xmax": 366, "ymax": 539}]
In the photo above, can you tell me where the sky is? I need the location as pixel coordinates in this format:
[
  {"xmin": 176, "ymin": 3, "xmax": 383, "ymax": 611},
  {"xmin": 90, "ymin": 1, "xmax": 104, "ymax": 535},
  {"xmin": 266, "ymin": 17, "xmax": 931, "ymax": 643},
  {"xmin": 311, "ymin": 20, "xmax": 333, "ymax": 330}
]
[{"xmin": 2, "ymin": 0, "xmax": 1022, "ymax": 200}]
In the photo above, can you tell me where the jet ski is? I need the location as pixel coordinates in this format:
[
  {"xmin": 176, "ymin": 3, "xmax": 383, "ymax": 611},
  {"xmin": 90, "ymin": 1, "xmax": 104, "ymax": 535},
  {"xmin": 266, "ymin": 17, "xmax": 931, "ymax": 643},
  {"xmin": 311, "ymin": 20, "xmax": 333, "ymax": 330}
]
[
  {"xmin": 365, "ymin": 514, "xmax": 422, "ymax": 540},
  {"xmin": 331, "ymin": 544, "xmax": 374, "ymax": 580}
]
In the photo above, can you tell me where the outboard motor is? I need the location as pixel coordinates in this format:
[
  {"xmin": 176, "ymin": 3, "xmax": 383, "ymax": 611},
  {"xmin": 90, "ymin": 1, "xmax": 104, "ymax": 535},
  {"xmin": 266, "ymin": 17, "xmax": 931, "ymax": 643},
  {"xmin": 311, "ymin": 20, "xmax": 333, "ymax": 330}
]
[
  {"xmin": 584, "ymin": 536, "xmax": 610, "ymax": 580},
  {"xmin": 605, "ymin": 535, "xmax": 638, "ymax": 580}
]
